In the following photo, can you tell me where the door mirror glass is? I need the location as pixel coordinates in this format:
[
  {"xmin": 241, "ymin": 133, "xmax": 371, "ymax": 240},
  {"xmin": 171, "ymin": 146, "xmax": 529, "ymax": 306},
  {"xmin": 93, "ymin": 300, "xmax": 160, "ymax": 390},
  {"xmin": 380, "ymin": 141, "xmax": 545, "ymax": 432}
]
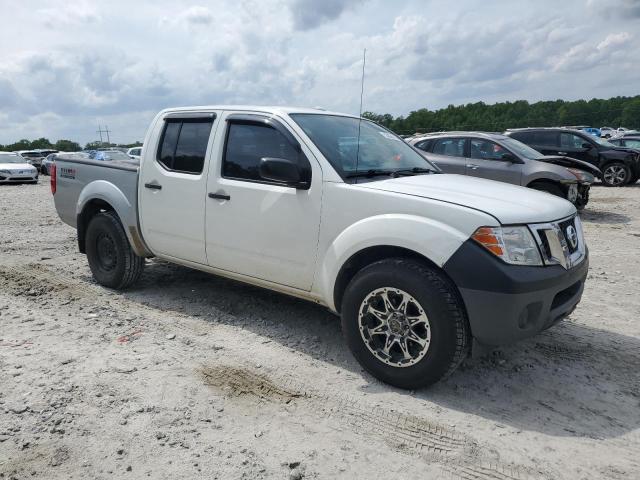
[
  {"xmin": 501, "ymin": 152, "xmax": 516, "ymax": 162},
  {"xmin": 259, "ymin": 157, "xmax": 308, "ymax": 188}
]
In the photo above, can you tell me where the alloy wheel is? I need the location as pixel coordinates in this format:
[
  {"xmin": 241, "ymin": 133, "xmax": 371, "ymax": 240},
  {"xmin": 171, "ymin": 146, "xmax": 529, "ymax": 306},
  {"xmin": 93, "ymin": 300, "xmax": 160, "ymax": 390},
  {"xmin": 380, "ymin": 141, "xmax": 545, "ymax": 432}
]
[
  {"xmin": 603, "ymin": 165, "xmax": 628, "ymax": 186},
  {"xmin": 358, "ymin": 288, "xmax": 431, "ymax": 367}
]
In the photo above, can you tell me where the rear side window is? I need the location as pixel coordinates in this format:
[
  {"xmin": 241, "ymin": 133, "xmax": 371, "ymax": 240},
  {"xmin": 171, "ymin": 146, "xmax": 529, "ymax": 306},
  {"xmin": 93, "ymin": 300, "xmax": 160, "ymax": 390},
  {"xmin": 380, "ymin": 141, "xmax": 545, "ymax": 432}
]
[
  {"xmin": 413, "ymin": 139, "xmax": 431, "ymax": 151},
  {"xmin": 157, "ymin": 119, "xmax": 213, "ymax": 174},
  {"xmin": 432, "ymin": 138, "xmax": 466, "ymax": 157},
  {"xmin": 532, "ymin": 131, "xmax": 557, "ymax": 146},
  {"xmin": 223, "ymin": 123, "xmax": 299, "ymax": 181}
]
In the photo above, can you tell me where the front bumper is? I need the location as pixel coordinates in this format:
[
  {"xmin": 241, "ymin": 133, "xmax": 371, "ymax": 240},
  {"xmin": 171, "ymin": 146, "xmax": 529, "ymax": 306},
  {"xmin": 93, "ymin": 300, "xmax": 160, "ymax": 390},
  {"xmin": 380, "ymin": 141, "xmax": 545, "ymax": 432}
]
[
  {"xmin": 443, "ymin": 240, "xmax": 589, "ymax": 346},
  {"xmin": 0, "ymin": 172, "xmax": 39, "ymax": 183}
]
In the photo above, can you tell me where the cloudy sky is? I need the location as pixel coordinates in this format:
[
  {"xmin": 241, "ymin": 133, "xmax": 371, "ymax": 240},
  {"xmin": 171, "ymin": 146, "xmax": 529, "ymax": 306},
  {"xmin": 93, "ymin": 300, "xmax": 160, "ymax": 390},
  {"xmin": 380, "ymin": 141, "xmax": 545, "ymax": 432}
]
[{"xmin": 1, "ymin": 0, "xmax": 639, "ymax": 145}]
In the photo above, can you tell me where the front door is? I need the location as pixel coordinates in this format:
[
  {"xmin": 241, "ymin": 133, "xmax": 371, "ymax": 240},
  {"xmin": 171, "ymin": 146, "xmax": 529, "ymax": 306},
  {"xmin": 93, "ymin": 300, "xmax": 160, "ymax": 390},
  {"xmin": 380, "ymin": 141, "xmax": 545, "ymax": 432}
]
[
  {"xmin": 558, "ymin": 132, "xmax": 599, "ymax": 166},
  {"xmin": 204, "ymin": 112, "xmax": 322, "ymax": 290},
  {"xmin": 466, "ymin": 138, "xmax": 522, "ymax": 185},
  {"xmin": 139, "ymin": 112, "xmax": 220, "ymax": 264}
]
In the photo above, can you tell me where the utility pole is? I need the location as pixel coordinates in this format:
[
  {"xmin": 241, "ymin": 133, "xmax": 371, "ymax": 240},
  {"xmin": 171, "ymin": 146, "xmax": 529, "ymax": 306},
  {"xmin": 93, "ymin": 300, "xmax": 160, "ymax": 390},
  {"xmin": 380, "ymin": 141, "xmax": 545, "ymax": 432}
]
[{"xmin": 96, "ymin": 125, "xmax": 112, "ymax": 145}]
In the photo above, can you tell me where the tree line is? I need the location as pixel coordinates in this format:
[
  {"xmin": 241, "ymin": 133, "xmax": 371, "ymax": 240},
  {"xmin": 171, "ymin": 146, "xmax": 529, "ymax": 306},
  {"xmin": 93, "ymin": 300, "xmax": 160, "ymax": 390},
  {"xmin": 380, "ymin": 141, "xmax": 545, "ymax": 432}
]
[
  {"xmin": 1, "ymin": 95, "xmax": 638, "ymax": 149},
  {"xmin": 0, "ymin": 138, "xmax": 142, "ymax": 152},
  {"xmin": 363, "ymin": 95, "xmax": 640, "ymax": 135}
]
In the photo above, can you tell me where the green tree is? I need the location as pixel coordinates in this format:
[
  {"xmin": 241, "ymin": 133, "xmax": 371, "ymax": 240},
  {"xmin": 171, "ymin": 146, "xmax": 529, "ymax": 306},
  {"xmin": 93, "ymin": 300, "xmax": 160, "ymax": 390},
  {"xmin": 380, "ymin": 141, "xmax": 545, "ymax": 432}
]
[{"xmin": 54, "ymin": 139, "xmax": 82, "ymax": 152}]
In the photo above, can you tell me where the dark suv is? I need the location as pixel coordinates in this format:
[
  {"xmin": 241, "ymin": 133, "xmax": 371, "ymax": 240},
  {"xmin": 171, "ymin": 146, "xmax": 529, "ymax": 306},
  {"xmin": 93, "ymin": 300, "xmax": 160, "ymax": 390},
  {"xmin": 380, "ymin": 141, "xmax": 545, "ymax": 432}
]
[{"xmin": 505, "ymin": 128, "xmax": 640, "ymax": 186}]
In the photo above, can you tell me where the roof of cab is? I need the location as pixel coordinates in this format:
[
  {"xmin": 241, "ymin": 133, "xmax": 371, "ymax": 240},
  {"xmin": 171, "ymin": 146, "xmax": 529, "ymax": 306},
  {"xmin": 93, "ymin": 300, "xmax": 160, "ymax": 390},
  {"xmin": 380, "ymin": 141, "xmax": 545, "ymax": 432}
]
[{"xmin": 158, "ymin": 105, "xmax": 358, "ymax": 118}]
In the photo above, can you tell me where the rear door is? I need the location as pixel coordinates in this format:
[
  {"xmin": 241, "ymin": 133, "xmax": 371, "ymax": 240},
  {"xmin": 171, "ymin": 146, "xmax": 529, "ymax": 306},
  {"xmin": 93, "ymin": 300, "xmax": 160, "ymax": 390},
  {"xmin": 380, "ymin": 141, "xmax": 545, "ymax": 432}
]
[
  {"xmin": 204, "ymin": 112, "xmax": 322, "ymax": 290},
  {"xmin": 427, "ymin": 138, "xmax": 467, "ymax": 174},
  {"xmin": 466, "ymin": 138, "xmax": 522, "ymax": 184},
  {"xmin": 139, "ymin": 111, "xmax": 220, "ymax": 264}
]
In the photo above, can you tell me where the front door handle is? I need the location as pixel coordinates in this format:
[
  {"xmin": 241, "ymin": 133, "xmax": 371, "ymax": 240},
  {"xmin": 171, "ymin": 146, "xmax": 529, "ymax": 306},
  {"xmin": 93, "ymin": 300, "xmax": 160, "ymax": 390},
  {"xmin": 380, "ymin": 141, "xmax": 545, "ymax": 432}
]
[
  {"xmin": 144, "ymin": 183, "xmax": 162, "ymax": 190},
  {"xmin": 208, "ymin": 192, "xmax": 230, "ymax": 201}
]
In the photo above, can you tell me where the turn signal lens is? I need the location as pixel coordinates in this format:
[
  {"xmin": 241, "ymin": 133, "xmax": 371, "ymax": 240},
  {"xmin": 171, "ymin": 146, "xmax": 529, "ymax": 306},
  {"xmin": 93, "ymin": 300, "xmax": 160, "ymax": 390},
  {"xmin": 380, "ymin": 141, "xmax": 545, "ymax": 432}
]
[
  {"xmin": 472, "ymin": 226, "xmax": 542, "ymax": 266},
  {"xmin": 471, "ymin": 227, "xmax": 504, "ymax": 256}
]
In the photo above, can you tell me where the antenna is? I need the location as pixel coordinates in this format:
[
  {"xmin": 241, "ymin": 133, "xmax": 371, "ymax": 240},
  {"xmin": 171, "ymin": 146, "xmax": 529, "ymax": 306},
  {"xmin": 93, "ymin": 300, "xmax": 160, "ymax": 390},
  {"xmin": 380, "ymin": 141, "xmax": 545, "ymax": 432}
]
[{"xmin": 354, "ymin": 48, "xmax": 366, "ymax": 175}]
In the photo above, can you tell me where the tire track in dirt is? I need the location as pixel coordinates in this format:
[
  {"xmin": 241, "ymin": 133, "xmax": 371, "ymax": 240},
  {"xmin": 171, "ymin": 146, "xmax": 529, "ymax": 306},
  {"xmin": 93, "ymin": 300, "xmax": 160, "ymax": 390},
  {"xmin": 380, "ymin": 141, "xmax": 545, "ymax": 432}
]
[{"xmin": 0, "ymin": 263, "xmax": 554, "ymax": 479}]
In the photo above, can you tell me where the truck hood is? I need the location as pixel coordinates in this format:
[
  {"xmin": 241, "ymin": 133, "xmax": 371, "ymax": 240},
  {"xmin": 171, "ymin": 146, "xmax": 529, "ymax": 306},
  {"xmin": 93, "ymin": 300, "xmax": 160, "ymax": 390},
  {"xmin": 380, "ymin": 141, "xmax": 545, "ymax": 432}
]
[{"xmin": 357, "ymin": 174, "xmax": 576, "ymax": 225}]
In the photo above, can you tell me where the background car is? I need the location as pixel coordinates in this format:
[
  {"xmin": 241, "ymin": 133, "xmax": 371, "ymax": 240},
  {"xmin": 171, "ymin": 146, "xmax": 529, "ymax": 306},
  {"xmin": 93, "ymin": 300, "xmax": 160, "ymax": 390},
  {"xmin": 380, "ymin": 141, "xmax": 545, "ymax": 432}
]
[
  {"xmin": 564, "ymin": 126, "xmax": 601, "ymax": 137},
  {"xmin": 127, "ymin": 147, "xmax": 142, "ymax": 161},
  {"xmin": 608, "ymin": 135, "xmax": 640, "ymax": 150},
  {"xmin": 16, "ymin": 150, "xmax": 47, "ymax": 171},
  {"xmin": 0, "ymin": 152, "xmax": 39, "ymax": 184},
  {"xmin": 41, "ymin": 153, "xmax": 59, "ymax": 175},
  {"xmin": 505, "ymin": 127, "xmax": 640, "ymax": 186},
  {"xmin": 409, "ymin": 132, "xmax": 596, "ymax": 209}
]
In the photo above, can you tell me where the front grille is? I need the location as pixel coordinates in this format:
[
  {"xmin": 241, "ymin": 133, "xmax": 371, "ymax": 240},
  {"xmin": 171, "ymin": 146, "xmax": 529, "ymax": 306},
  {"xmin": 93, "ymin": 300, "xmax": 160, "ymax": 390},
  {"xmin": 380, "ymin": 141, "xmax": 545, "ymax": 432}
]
[
  {"xmin": 529, "ymin": 215, "xmax": 585, "ymax": 269},
  {"xmin": 558, "ymin": 217, "xmax": 578, "ymax": 254}
]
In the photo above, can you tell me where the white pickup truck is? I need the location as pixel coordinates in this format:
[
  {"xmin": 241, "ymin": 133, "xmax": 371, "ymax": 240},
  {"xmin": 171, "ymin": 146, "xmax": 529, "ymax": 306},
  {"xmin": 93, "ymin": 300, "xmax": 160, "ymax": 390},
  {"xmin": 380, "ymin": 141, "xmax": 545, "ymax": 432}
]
[{"xmin": 52, "ymin": 106, "xmax": 588, "ymax": 388}]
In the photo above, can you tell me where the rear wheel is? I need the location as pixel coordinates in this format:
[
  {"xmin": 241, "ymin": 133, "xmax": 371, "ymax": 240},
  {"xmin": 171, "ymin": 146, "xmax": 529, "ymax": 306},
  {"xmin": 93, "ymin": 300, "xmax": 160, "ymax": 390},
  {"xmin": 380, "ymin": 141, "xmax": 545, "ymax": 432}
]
[
  {"xmin": 341, "ymin": 258, "xmax": 469, "ymax": 389},
  {"xmin": 601, "ymin": 162, "xmax": 631, "ymax": 187},
  {"xmin": 85, "ymin": 211, "xmax": 144, "ymax": 289}
]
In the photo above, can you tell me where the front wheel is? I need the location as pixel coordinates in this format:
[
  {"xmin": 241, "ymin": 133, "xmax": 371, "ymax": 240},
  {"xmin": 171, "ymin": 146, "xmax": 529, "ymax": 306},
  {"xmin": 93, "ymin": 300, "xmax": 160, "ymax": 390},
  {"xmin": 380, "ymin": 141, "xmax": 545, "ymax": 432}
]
[
  {"xmin": 601, "ymin": 162, "xmax": 631, "ymax": 187},
  {"xmin": 85, "ymin": 211, "xmax": 144, "ymax": 289},
  {"xmin": 341, "ymin": 258, "xmax": 470, "ymax": 389}
]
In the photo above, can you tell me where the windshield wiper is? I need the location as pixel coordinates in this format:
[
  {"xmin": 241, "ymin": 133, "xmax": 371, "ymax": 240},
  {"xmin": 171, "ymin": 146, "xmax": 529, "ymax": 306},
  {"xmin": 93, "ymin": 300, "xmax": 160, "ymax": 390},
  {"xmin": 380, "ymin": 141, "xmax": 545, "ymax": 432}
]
[
  {"xmin": 345, "ymin": 169, "xmax": 398, "ymax": 179},
  {"xmin": 393, "ymin": 167, "xmax": 437, "ymax": 176}
]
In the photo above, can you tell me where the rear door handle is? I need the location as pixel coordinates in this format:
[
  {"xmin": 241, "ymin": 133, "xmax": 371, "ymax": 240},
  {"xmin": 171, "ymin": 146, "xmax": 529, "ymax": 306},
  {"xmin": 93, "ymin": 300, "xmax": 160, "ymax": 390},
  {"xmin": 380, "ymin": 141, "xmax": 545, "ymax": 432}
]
[
  {"xmin": 144, "ymin": 183, "xmax": 162, "ymax": 190},
  {"xmin": 208, "ymin": 192, "xmax": 230, "ymax": 201}
]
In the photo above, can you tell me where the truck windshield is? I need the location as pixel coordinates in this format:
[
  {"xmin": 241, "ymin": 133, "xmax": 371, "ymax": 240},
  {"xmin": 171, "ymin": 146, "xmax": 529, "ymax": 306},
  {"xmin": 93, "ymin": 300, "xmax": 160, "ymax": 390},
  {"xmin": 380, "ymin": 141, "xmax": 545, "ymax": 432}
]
[{"xmin": 290, "ymin": 114, "xmax": 437, "ymax": 180}]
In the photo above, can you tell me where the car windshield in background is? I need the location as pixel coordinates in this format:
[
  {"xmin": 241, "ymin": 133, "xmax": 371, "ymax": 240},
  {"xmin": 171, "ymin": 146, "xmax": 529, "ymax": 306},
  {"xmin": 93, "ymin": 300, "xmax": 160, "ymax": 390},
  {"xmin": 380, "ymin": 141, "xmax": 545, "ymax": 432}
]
[
  {"xmin": 0, "ymin": 154, "xmax": 27, "ymax": 164},
  {"xmin": 592, "ymin": 136, "xmax": 616, "ymax": 148},
  {"xmin": 88, "ymin": 150, "xmax": 133, "ymax": 161},
  {"xmin": 500, "ymin": 137, "xmax": 546, "ymax": 160},
  {"xmin": 21, "ymin": 152, "xmax": 44, "ymax": 158},
  {"xmin": 290, "ymin": 114, "xmax": 437, "ymax": 179}
]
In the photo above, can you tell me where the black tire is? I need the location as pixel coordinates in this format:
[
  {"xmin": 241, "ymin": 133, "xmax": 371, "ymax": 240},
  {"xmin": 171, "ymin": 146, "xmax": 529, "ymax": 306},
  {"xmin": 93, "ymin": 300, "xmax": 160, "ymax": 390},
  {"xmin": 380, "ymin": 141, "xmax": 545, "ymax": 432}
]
[
  {"xmin": 601, "ymin": 162, "xmax": 631, "ymax": 187},
  {"xmin": 341, "ymin": 258, "xmax": 470, "ymax": 389},
  {"xmin": 85, "ymin": 211, "xmax": 144, "ymax": 289}
]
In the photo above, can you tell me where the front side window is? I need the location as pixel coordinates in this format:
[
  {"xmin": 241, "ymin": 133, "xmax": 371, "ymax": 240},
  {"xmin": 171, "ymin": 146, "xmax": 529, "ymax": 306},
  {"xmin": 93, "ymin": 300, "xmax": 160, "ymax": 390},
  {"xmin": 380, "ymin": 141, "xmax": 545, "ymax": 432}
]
[
  {"xmin": 432, "ymin": 138, "xmax": 466, "ymax": 157},
  {"xmin": 560, "ymin": 133, "xmax": 589, "ymax": 149},
  {"xmin": 157, "ymin": 119, "xmax": 213, "ymax": 174},
  {"xmin": 223, "ymin": 123, "xmax": 299, "ymax": 181},
  {"xmin": 470, "ymin": 139, "xmax": 509, "ymax": 160}
]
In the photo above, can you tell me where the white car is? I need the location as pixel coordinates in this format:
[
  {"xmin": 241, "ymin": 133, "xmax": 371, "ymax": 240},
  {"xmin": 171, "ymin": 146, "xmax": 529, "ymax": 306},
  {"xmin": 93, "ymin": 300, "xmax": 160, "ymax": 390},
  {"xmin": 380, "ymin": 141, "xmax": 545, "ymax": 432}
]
[
  {"xmin": 127, "ymin": 147, "xmax": 142, "ymax": 161},
  {"xmin": 0, "ymin": 152, "xmax": 39, "ymax": 183},
  {"xmin": 601, "ymin": 127, "xmax": 639, "ymax": 139}
]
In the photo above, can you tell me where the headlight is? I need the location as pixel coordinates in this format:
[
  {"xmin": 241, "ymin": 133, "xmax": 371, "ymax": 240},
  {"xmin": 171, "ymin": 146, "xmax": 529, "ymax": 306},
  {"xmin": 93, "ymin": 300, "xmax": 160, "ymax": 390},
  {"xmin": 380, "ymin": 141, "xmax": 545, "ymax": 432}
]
[
  {"xmin": 566, "ymin": 168, "xmax": 594, "ymax": 183},
  {"xmin": 472, "ymin": 226, "xmax": 542, "ymax": 266}
]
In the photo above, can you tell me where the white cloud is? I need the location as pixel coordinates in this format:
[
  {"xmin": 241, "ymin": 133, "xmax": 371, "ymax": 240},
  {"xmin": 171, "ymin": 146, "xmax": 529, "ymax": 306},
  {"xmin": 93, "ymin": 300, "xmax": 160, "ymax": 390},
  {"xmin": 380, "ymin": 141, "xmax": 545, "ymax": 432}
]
[{"xmin": 0, "ymin": 0, "xmax": 639, "ymax": 145}]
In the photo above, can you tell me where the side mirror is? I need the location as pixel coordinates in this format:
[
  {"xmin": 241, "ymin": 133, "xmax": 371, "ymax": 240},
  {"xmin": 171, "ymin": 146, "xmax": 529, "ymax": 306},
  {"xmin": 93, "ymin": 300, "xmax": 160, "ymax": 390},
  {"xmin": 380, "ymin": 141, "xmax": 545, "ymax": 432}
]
[
  {"xmin": 581, "ymin": 143, "xmax": 593, "ymax": 150},
  {"xmin": 501, "ymin": 152, "xmax": 521, "ymax": 163},
  {"xmin": 259, "ymin": 157, "xmax": 309, "ymax": 189}
]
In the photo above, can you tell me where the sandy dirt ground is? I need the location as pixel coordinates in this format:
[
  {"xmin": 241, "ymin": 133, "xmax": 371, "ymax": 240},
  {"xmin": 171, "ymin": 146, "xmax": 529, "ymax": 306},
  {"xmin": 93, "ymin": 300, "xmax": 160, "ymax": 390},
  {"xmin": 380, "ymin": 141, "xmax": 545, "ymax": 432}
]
[{"xmin": 0, "ymin": 179, "xmax": 639, "ymax": 480}]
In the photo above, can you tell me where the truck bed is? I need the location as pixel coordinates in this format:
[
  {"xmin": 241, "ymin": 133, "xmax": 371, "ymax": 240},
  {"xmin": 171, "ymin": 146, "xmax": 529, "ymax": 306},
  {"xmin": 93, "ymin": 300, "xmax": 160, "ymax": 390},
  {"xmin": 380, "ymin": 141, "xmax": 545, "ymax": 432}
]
[{"xmin": 53, "ymin": 155, "xmax": 144, "ymax": 254}]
